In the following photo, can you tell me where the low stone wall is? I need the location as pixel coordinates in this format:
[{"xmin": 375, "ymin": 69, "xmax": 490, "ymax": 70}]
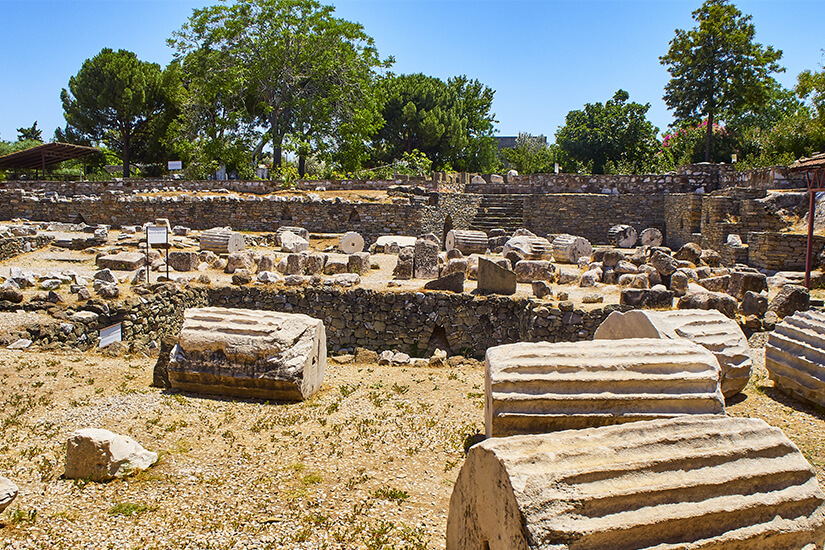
[
  {"xmin": 0, "ymin": 235, "xmax": 54, "ymax": 262},
  {"xmin": 465, "ymin": 173, "xmax": 707, "ymax": 195},
  {"xmin": 3, "ymin": 284, "xmax": 620, "ymax": 357},
  {"xmin": 721, "ymin": 166, "xmax": 806, "ymax": 190},
  {"xmin": 747, "ymin": 231, "xmax": 825, "ymax": 270},
  {"xmin": 664, "ymin": 194, "xmax": 703, "ymax": 249}
]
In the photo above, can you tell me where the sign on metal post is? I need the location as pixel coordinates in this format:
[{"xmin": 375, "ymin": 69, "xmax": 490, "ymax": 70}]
[
  {"xmin": 99, "ymin": 323, "xmax": 122, "ymax": 348},
  {"xmin": 168, "ymin": 160, "xmax": 183, "ymax": 171},
  {"xmin": 146, "ymin": 225, "xmax": 169, "ymax": 284}
]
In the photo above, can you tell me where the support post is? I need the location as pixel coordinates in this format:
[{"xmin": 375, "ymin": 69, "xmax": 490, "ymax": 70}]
[{"xmin": 806, "ymin": 185, "xmax": 814, "ymax": 289}]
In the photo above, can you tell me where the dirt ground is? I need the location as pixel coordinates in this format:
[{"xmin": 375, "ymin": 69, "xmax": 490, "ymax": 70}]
[{"xmin": 0, "ymin": 336, "xmax": 823, "ymax": 550}]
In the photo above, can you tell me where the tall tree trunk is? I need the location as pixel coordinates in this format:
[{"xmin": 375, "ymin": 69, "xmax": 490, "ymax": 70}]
[
  {"xmin": 273, "ymin": 146, "xmax": 282, "ymax": 168},
  {"xmin": 704, "ymin": 110, "xmax": 714, "ymax": 163},
  {"xmin": 123, "ymin": 132, "xmax": 131, "ymax": 178},
  {"xmin": 298, "ymin": 154, "xmax": 306, "ymax": 178}
]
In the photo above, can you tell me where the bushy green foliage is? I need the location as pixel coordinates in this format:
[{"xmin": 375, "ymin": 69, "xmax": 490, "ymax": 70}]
[
  {"xmin": 555, "ymin": 90, "xmax": 659, "ymax": 174},
  {"xmin": 499, "ymin": 133, "xmax": 556, "ymax": 175}
]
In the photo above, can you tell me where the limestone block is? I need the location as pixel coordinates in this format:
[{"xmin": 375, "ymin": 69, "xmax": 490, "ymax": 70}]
[
  {"xmin": 280, "ymin": 231, "xmax": 309, "ymax": 253},
  {"xmin": 199, "ymin": 229, "xmax": 244, "ymax": 255},
  {"xmin": 728, "ymin": 270, "xmax": 768, "ymax": 300},
  {"xmin": 649, "ymin": 249, "xmax": 679, "ymax": 276},
  {"xmin": 620, "ymin": 286, "xmax": 673, "ymax": 308},
  {"xmin": 698, "ymin": 274, "xmax": 730, "ymax": 292},
  {"xmin": 347, "ymin": 252, "xmax": 371, "ymax": 274},
  {"xmin": 224, "ymin": 251, "xmax": 256, "ymax": 274},
  {"xmin": 484, "ymin": 339, "xmax": 724, "ymax": 438},
  {"xmin": 671, "ymin": 270, "xmax": 689, "ymax": 296},
  {"xmin": 477, "ymin": 257, "xmax": 516, "ymax": 295},
  {"xmin": 678, "ymin": 283, "xmax": 737, "ymax": 318},
  {"xmin": 284, "ymin": 254, "xmax": 307, "ymax": 276},
  {"xmin": 393, "ymin": 257, "xmax": 413, "ymax": 280},
  {"xmin": 339, "ymin": 231, "xmax": 365, "ymax": 254},
  {"xmin": 551, "ymin": 234, "xmax": 592, "ymax": 264},
  {"xmin": 424, "ymin": 272, "xmax": 464, "ymax": 293},
  {"xmin": 580, "ymin": 269, "xmax": 600, "ymax": 287},
  {"xmin": 374, "ymin": 235, "xmax": 416, "ymax": 252},
  {"xmin": 607, "ymin": 224, "xmax": 637, "ymax": 247},
  {"xmin": 275, "ymin": 226, "xmax": 309, "ymax": 243},
  {"xmin": 304, "ymin": 253, "xmax": 326, "ymax": 275},
  {"xmin": 640, "ymin": 227, "xmax": 663, "ymax": 247},
  {"xmin": 445, "ymin": 230, "xmax": 488, "ymax": 255},
  {"xmin": 97, "ymin": 252, "xmax": 145, "ymax": 271},
  {"xmin": 675, "ymin": 242, "xmax": 702, "ymax": 263},
  {"xmin": 442, "ymin": 258, "xmax": 469, "ymax": 278},
  {"xmin": 770, "ymin": 284, "xmax": 810, "ymax": 318},
  {"xmin": 503, "ymin": 235, "xmax": 553, "ymax": 260},
  {"xmin": 323, "ymin": 254, "xmax": 349, "ymax": 275},
  {"xmin": 167, "ymin": 251, "xmax": 199, "ymax": 272},
  {"xmin": 0, "ymin": 477, "xmax": 18, "ymax": 513},
  {"xmin": 168, "ymin": 307, "xmax": 326, "ymax": 401},
  {"xmin": 414, "ymin": 238, "xmax": 439, "ymax": 279},
  {"xmin": 513, "ymin": 260, "xmax": 555, "ymax": 283},
  {"xmin": 257, "ymin": 254, "xmax": 278, "ymax": 273},
  {"xmin": 532, "ymin": 281, "xmax": 552, "ymax": 298},
  {"xmin": 595, "ymin": 309, "xmax": 752, "ymax": 397},
  {"xmin": 447, "ymin": 415, "xmax": 825, "ymax": 550},
  {"xmin": 65, "ymin": 428, "xmax": 158, "ymax": 482},
  {"xmin": 766, "ymin": 310, "xmax": 825, "ymax": 408}
]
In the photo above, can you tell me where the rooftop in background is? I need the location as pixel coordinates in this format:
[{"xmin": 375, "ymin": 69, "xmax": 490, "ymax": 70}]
[
  {"xmin": 0, "ymin": 142, "xmax": 100, "ymax": 170},
  {"xmin": 789, "ymin": 152, "xmax": 825, "ymax": 172}
]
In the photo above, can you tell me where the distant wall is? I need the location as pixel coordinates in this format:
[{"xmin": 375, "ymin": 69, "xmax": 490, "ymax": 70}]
[{"xmin": 747, "ymin": 232, "xmax": 825, "ymax": 271}]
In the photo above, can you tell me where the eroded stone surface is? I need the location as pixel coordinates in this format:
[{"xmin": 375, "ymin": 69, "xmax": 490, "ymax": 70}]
[
  {"xmin": 766, "ymin": 309, "xmax": 825, "ymax": 408},
  {"xmin": 0, "ymin": 477, "xmax": 18, "ymax": 513},
  {"xmin": 65, "ymin": 428, "xmax": 158, "ymax": 482},
  {"xmin": 447, "ymin": 415, "xmax": 825, "ymax": 550},
  {"xmin": 168, "ymin": 307, "xmax": 326, "ymax": 401},
  {"xmin": 484, "ymin": 339, "xmax": 724, "ymax": 438},
  {"xmin": 595, "ymin": 309, "xmax": 752, "ymax": 397}
]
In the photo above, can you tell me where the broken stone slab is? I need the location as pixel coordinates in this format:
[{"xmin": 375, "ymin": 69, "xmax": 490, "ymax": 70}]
[
  {"xmin": 503, "ymin": 235, "xmax": 553, "ymax": 261},
  {"xmin": 447, "ymin": 415, "xmax": 825, "ymax": 550},
  {"xmin": 224, "ymin": 251, "xmax": 256, "ymax": 274},
  {"xmin": 280, "ymin": 231, "xmax": 309, "ymax": 253},
  {"xmin": 513, "ymin": 260, "xmax": 555, "ymax": 283},
  {"xmin": 595, "ymin": 309, "xmax": 752, "ymax": 398},
  {"xmin": 339, "ymin": 231, "xmax": 365, "ymax": 254},
  {"xmin": 347, "ymin": 252, "xmax": 371, "ymax": 275},
  {"xmin": 442, "ymin": 258, "xmax": 469, "ymax": 278},
  {"xmin": 0, "ymin": 477, "xmax": 19, "ymax": 513},
  {"xmin": 551, "ymin": 234, "xmax": 592, "ymax": 264},
  {"xmin": 741, "ymin": 290, "xmax": 769, "ymax": 316},
  {"xmin": 607, "ymin": 224, "xmax": 637, "ymax": 247},
  {"xmin": 167, "ymin": 251, "xmax": 199, "ymax": 272},
  {"xmin": 649, "ymin": 249, "xmax": 679, "ymax": 276},
  {"xmin": 275, "ymin": 226, "xmax": 309, "ymax": 243},
  {"xmin": 766, "ymin": 310, "xmax": 825, "ymax": 409},
  {"xmin": 323, "ymin": 254, "xmax": 349, "ymax": 275},
  {"xmin": 414, "ymin": 238, "xmax": 439, "ymax": 279},
  {"xmin": 97, "ymin": 252, "xmax": 145, "ymax": 271},
  {"xmin": 477, "ymin": 257, "xmax": 516, "ymax": 295},
  {"xmin": 7, "ymin": 338, "xmax": 32, "ymax": 349},
  {"xmin": 65, "ymin": 428, "xmax": 158, "ymax": 482},
  {"xmin": 93, "ymin": 268, "xmax": 117, "ymax": 284},
  {"xmin": 484, "ymin": 339, "xmax": 724, "ymax": 438},
  {"xmin": 199, "ymin": 229, "xmax": 245, "ymax": 255},
  {"xmin": 167, "ymin": 307, "xmax": 326, "ymax": 401},
  {"xmin": 698, "ymin": 273, "xmax": 730, "ymax": 293},
  {"xmin": 374, "ymin": 235, "xmax": 417, "ymax": 253},
  {"xmin": 728, "ymin": 270, "xmax": 768, "ymax": 301},
  {"xmin": 424, "ymin": 271, "xmax": 464, "ymax": 293},
  {"xmin": 769, "ymin": 284, "xmax": 810, "ymax": 319},
  {"xmin": 620, "ymin": 286, "xmax": 674, "ymax": 308},
  {"xmin": 678, "ymin": 283, "xmax": 737, "ymax": 318}
]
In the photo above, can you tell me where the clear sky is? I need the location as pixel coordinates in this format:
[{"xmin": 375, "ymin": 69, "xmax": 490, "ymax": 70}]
[{"xmin": 1, "ymin": 0, "xmax": 823, "ymax": 144}]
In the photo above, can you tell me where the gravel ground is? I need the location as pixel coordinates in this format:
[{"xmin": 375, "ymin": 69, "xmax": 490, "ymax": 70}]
[{"xmin": 1, "ymin": 337, "xmax": 824, "ymax": 549}]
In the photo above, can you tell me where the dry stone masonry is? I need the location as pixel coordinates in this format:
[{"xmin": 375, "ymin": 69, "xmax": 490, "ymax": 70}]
[
  {"xmin": 766, "ymin": 310, "xmax": 825, "ymax": 408},
  {"xmin": 447, "ymin": 415, "xmax": 825, "ymax": 550},
  {"xmin": 167, "ymin": 307, "xmax": 326, "ymax": 401},
  {"xmin": 594, "ymin": 309, "xmax": 752, "ymax": 397},
  {"xmin": 484, "ymin": 339, "xmax": 724, "ymax": 438}
]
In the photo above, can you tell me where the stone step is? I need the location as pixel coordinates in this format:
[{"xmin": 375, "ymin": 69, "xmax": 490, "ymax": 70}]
[{"xmin": 447, "ymin": 415, "xmax": 825, "ymax": 550}]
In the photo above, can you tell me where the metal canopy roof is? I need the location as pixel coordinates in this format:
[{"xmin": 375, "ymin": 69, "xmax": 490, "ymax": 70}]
[
  {"xmin": 0, "ymin": 142, "xmax": 100, "ymax": 170},
  {"xmin": 790, "ymin": 152, "xmax": 825, "ymax": 172}
]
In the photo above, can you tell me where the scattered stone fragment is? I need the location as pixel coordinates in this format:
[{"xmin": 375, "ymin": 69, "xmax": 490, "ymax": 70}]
[
  {"xmin": 728, "ymin": 270, "xmax": 768, "ymax": 301},
  {"xmin": 766, "ymin": 310, "xmax": 825, "ymax": 408},
  {"xmin": 581, "ymin": 293, "xmax": 603, "ymax": 303},
  {"xmin": 414, "ymin": 238, "xmax": 439, "ymax": 279},
  {"xmin": 769, "ymin": 284, "xmax": 810, "ymax": 318},
  {"xmin": 65, "ymin": 428, "xmax": 158, "ymax": 482},
  {"xmin": 347, "ymin": 252, "xmax": 371, "ymax": 275},
  {"xmin": 513, "ymin": 260, "xmax": 555, "ymax": 283},
  {"xmin": 620, "ymin": 286, "xmax": 674, "ymax": 308},
  {"xmin": 225, "ymin": 252, "xmax": 256, "ymax": 274},
  {"xmin": 740, "ymin": 290, "xmax": 768, "ymax": 316},
  {"xmin": 0, "ymin": 477, "xmax": 19, "ymax": 513},
  {"xmin": 280, "ymin": 230, "xmax": 309, "ymax": 253},
  {"xmin": 531, "ymin": 281, "xmax": 552, "ymax": 299},
  {"xmin": 339, "ymin": 231, "xmax": 365, "ymax": 254},
  {"xmin": 678, "ymin": 284, "xmax": 737, "ymax": 318},
  {"xmin": 231, "ymin": 269, "xmax": 253, "ymax": 285},
  {"xmin": 477, "ymin": 257, "xmax": 516, "ymax": 295},
  {"xmin": 97, "ymin": 252, "xmax": 145, "ymax": 271},
  {"xmin": 698, "ymin": 274, "xmax": 730, "ymax": 292},
  {"xmin": 424, "ymin": 272, "xmax": 464, "ymax": 293}
]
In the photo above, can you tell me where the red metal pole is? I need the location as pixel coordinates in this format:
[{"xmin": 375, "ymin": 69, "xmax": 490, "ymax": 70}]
[{"xmin": 806, "ymin": 185, "xmax": 814, "ymax": 289}]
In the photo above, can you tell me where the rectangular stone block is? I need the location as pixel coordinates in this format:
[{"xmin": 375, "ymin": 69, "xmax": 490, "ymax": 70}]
[
  {"xmin": 168, "ymin": 307, "xmax": 326, "ymax": 401},
  {"xmin": 96, "ymin": 252, "xmax": 145, "ymax": 271}
]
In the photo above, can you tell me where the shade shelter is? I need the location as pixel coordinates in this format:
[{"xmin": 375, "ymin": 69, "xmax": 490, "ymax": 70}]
[
  {"xmin": 0, "ymin": 142, "xmax": 100, "ymax": 179},
  {"xmin": 790, "ymin": 152, "xmax": 825, "ymax": 288}
]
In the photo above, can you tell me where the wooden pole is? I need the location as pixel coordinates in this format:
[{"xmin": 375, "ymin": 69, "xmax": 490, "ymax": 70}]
[{"xmin": 805, "ymin": 179, "xmax": 815, "ymax": 289}]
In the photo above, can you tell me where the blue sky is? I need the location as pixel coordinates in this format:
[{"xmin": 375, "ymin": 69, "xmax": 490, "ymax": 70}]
[{"xmin": 1, "ymin": 0, "xmax": 823, "ymax": 144}]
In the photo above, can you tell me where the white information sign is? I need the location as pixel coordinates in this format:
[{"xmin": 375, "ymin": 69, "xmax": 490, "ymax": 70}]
[
  {"xmin": 147, "ymin": 225, "xmax": 168, "ymax": 245},
  {"xmin": 99, "ymin": 323, "xmax": 122, "ymax": 348},
  {"xmin": 168, "ymin": 160, "xmax": 183, "ymax": 171}
]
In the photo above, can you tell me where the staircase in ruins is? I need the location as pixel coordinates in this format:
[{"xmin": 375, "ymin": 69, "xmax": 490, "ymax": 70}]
[{"xmin": 469, "ymin": 195, "xmax": 525, "ymax": 234}]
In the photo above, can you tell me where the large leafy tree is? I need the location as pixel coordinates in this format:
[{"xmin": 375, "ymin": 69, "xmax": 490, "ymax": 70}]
[
  {"xmin": 170, "ymin": 0, "xmax": 389, "ymax": 176},
  {"xmin": 61, "ymin": 48, "xmax": 173, "ymax": 177},
  {"xmin": 555, "ymin": 90, "xmax": 659, "ymax": 174},
  {"xmin": 499, "ymin": 133, "xmax": 555, "ymax": 175},
  {"xmin": 660, "ymin": 0, "xmax": 783, "ymax": 162},
  {"xmin": 370, "ymin": 73, "xmax": 498, "ymax": 172},
  {"xmin": 17, "ymin": 122, "xmax": 42, "ymax": 142}
]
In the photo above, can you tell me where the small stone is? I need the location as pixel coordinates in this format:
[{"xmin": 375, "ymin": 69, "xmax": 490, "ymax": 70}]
[
  {"xmin": 0, "ymin": 477, "xmax": 18, "ymax": 513},
  {"xmin": 582, "ymin": 293, "xmax": 604, "ymax": 304},
  {"xmin": 532, "ymin": 281, "xmax": 553, "ymax": 299},
  {"xmin": 232, "ymin": 269, "xmax": 253, "ymax": 285},
  {"xmin": 65, "ymin": 428, "xmax": 158, "ymax": 481}
]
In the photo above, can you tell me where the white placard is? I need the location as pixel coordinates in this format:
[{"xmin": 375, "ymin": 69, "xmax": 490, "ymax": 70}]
[
  {"xmin": 146, "ymin": 225, "xmax": 168, "ymax": 245},
  {"xmin": 99, "ymin": 323, "xmax": 122, "ymax": 348},
  {"xmin": 168, "ymin": 160, "xmax": 183, "ymax": 171}
]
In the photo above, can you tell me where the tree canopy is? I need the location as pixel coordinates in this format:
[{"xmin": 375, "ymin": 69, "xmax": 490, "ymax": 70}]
[
  {"xmin": 660, "ymin": 0, "xmax": 783, "ymax": 162},
  {"xmin": 170, "ymin": 0, "xmax": 389, "ymax": 176},
  {"xmin": 499, "ymin": 133, "xmax": 555, "ymax": 175},
  {"xmin": 555, "ymin": 90, "xmax": 659, "ymax": 174},
  {"xmin": 16, "ymin": 122, "xmax": 42, "ymax": 142},
  {"xmin": 370, "ymin": 73, "xmax": 498, "ymax": 172},
  {"xmin": 61, "ymin": 48, "xmax": 173, "ymax": 176}
]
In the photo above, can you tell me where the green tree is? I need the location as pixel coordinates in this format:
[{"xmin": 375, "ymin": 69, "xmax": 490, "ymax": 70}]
[
  {"xmin": 499, "ymin": 133, "xmax": 555, "ymax": 175},
  {"xmin": 171, "ymin": 0, "xmax": 389, "ymax": 177},
  {"xmin": 16, "ymin": 122, "xmax": 42, "ymax": 142},
  {"xmin": 370, "ymin": 73, "xmax": 498, "ymax": 172},
  {"xmin": 660, "ymin": 0, "xmax": 783, "ymax": 162},
  {"xmin": 61, "ymin": 48, "xmax": 172, "ymax": 176},
  {"xmin": 555, "ymin": 90, "xmax": 660, "ymax": 174}
]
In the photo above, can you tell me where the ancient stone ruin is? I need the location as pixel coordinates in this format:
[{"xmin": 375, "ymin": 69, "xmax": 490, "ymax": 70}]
[
  {"xmin": 594, "ymin": 309, "xmax": 752, "ymax": 397},
  {"xmin": 484, "ymin": 339, "xmax": 724, "ymax": 437},
  {"xmin": 167, "ymin": 307, "xmax": 327, "ymax": 401},
  {"xmin": 766, "ymin": 309, "xmax": 825, "ymax": 408},
  {"xmin": 64, "ymin": 428, "xmax": 158, "ymax": 482},
  {"xmin": 447, "ymin": 415, "xmax": 825, "ymax": 549}
]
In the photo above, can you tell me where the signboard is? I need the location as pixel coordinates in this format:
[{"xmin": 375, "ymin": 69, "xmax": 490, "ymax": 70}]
[
  {"xmin": 168, "ymin": 160, "xmax": 183, "ymax": 171},
  {"xmin": 146, "ymin": 225, "xmax": 168, "ymax": 245},
  {"xmin": 99, "ymin": 323, "xmax": 122, "ymax": 348}
]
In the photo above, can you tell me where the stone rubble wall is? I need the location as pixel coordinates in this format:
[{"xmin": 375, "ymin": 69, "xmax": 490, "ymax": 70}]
[
  {"xmin": 2, "ymin": 284, "xmax": 620, "ymax": 356},
  {"xmin": 747, "ymin": 231, "xmax": 825, "ymax": 271},
  {"xmin": 664, "ymin": 194, "xmax": 704, "ymax": 249},
  {"xmin": 0, "ymin": 235, "xmax": 54, "ymax": 262}
]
